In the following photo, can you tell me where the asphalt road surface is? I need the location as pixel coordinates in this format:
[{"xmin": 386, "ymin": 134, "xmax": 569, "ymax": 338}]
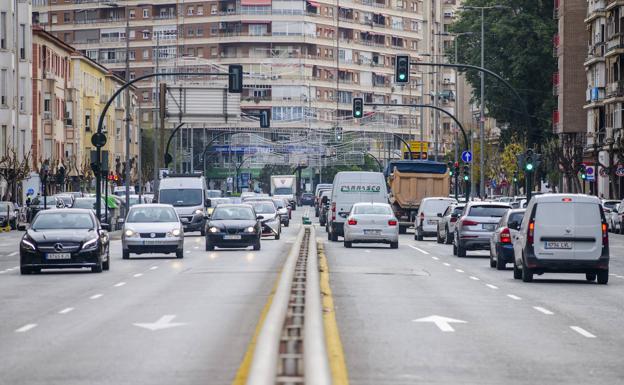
[
  {"xmin": 0, "ymin": 219, "xmax": 303, "ymax": 385},
  {"xmin": 324, "ymin": 224, "xmax": 624, "ymax": 385}
]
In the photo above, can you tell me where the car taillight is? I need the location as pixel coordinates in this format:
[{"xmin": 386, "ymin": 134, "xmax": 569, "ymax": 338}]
[
  {"xmin": 450, "ymin": 217, "xmax": 458, "ymax": 223},
  {"xmin": 602, "ymin": 222, "xmax": 608, "ymax": 246},
  {"xmin": 419, "ymin": 212, "xmax": 424, "ymax": 225},
  {"xmin": 348, "ymin": 218, "xmax": 357, "ymax": 225},
  {"xmin": 527, "ymin": 220, "xmax": 535, "ymax": 245},
  {"xmin": 462, "ymin": 219, "xmax": 479, "ymax": 226},
  {"xmin": 388, "ymin": 219, "xmax": 397, "ymax": 226},
  {"xmin": 500, "ymin": 227, "xmax": 511, "ymax": 244},
  {"xmin": 331, "ymin": 202, "xmax": 336, "ymax": 220}
]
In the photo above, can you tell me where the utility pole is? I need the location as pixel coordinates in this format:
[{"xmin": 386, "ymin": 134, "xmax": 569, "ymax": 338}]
[
  {"xmin": 479, "ymin": 7, "xmax": 485, "ymax": 198},
  {"xmin": 124, "ymin": 0, "xmax": 131, "ymax": 214},
  {"xmin": 152, "ymin": 32, "xmax": 160, "ymax": 190},
  {"xmin": 137, "ymin": 102, "xmax": 142, "ymax": 199},
  {"xmin": 433, "ymin": 23, "xmax": 439, "ymax": 162}
]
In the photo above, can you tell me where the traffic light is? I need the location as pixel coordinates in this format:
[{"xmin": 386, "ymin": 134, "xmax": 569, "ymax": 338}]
[
  {"xmin": 395, "ymin": 55, "xmax": 410, "ymax": 83},
  {"xmin": 447, "ymin": 161, "xmax": 453, "ymax": 176},
  {"xmin": 352, "ymin": 97, "xmax": 363, "ymax": 118},
  {"xmin": 463, "ymin": 165, "xmax": 470, "ymax": 181},
  {"xmin": 260, "ymin": 110, "xmax": 270, "ymax": 128},
  {"xmin": 513, "ymin": 171, "xmax": 518, "ymax": 183},
  {"xmin": 335, "ymin": 127, "xmax": 343, "ymax": 141},
  {"xmin": 580, "ymin": 164, "xmax": 587, "ymax": 180},
  {"xmin": 228, "ymin": 64, "xmax": 243, "ymax": 93},
  {"xmin": 525, "ymin": 149, "xmax": 534, "ymax": 172}
]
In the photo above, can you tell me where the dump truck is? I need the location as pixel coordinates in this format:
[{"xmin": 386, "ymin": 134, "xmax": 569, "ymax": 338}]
[{"xmin": 384, "ymin": 160, "xmax": 450, "ymax": 234}]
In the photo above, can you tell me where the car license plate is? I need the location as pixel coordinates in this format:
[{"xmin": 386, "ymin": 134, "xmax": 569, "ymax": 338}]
[
  {"xmin": 427, "ymin": 220, "xmax": 438, "ymax": 225},
  {"xmin": 223, "ymin": 235, "xmax": 242, "ymax": 240},
  {"xmin": 364, "ymin": 229, "xmax": 381, "ymax": 235},
  {"xmin": 483, "ymin": 224, "xmax": 495, "ymax": 231},
  {"xmin": 47, "ymin": 253, "xmax": 71, "ymax": 260},
  {"xmin": 143, "ymin": 239, "xmax": 164, "ymax": 245},
  {"xmin": 545, "ymin": 241, "xmax": 572, "ymax": 249}
]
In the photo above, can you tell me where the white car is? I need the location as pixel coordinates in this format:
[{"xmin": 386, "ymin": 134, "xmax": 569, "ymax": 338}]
[
  {"xmin": 122, "ymin": 204, "xmax": 184, "ymax": 259},
  {"xmin": 415, "ymin": 197, "xmax": 457, "ymax": 241},
  {"xmin": 343, "ymin": 203, "xmax": 399, "ymax": 249},
  {"xmin": 601, "ymin": 200, "xmax": 619, "ymax": 232},
  {"xmin": 513, "ymin": 194, "xmax": 609, "ymax": 284}
]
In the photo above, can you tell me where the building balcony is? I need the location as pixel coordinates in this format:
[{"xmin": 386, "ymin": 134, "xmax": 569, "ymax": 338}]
[
  {"xmin": 584, "ymin": 43, "xmax": 606, "ymax": 66},
  {"xmin": 588, "ymin": 86, "xmax": 606, "ymax": 102},
  {"xmin": 606, "ymin": 34, "xmax": 624, "ymax": 56},
  {"xmin": 585, "ymin": 0, "xmax": 606, "ymax": 23},
  {"xmin": 606, "ymin": 0, "xmax": 624, "ymax": 12},
  {"xmin": 606, "ymin": 80, "xmax": 624, "ymax": 99}
]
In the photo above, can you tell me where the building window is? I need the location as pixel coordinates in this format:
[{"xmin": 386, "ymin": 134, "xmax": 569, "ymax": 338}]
[
  {"xmin": 211, "ymin": 47, "xmax": 217, "ymax": 56},
  {"xmin": 19, "ymin": 77, "xmax": 26, "ymax": 112},
  {"xmin": 197, "ymin": 27, "xmax": 203, "ymax": 36},
  {"xmin": 197, "ymin": 47, "xmax": 204, "ymax": 57},
  {"xmin": 143, "ymin": 49, "xmax": 149, "ymax": 59},
  {"xmin": 129, "ymin": 9, "xmax": 135, "ymax": 19},
  {"xmin": 143, "ymin": 31, "xmax": 150, "ymax": 39},
  {"xmin": 129, "ymin": 72, "xmax": 135, "ymax": 80},
  {"xmin": 19, "ymin": 24, "xmax": 26, "ymax": 59},
  {"xmin": 187, "ymin": 47, "xmax": 195, "ymax": 56},
  {"xmin": 142, "ymin": 91, "xmax": 149, "ymax": 100},
  {"xmin": 143, "ymin": 8, "xmax": 149, "ymax": 18},
  {"xmin": 187, "ymin": 28, "xmax": 194, "ymax": 37},
  {"xmin": 187, "ymin": 6, "xmax": 194, "ymax": 15},
  {"xmin": 64, "ymin": 12, "xmax": 70, "ymax": 22},
  {"xmin": 0, "ymin": 125, "xmax": 6, "ymax": 157},
  {"xmin": 129, "ymin": 50, "xmax": 135, "ymax": 60},
  {"xmin": 197, "ymin": 6, "xmax": 204, "ymax": 15},
  {"xmin": 0, "ymin": 69, "xmax": 6, "ymax": 106},
  {"xmin": 52, "ymin": 14, "xmax": 58, "ymax": 24},
  {"xmin": 0, "ymin": 12, "xmax": 6, "ymax": 49},
  {"xmin": 85, "ymin": 109, "xmax": 91, "ymax": 131},
  {"xmin": 211, "ymin": 5, "xmax": 217, "ymax": 14},
  {"xmin": 129, "ymin": 30, "xmax": 135, "ymax": 39}
]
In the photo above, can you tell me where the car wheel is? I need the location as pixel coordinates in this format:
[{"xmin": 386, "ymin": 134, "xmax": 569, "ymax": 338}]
[
  {"xmin": 200, "ymin": 227, "xmax": 206, "ymax": 236},
  {"xmin": 275, "ymin": 230, "xmax": 281, "ymax": 240},
  {"xmin": 330, "ymin": 228, "xmax": 338, "ymax": 242},
  {"xmin": 416, "ymin": 229, "xmax": 423, "ymax": 241},
  {"xmin": 390, "ymin": 241, "xmax": 399, "ymax": 249},
  {"xmin": 92, "ymin": 260, "xmax": 103, "ymax": 273},
  {"xmin": 444, "ymin": 227, "xmax": 453, "ymax": 244},
  {"xmin": 513, "ymin": 261, "xmax": 522, "ymax": 280},
  {"xmin": 597, "ymin": 270, "xmax": 609, "ymax": 284},
  {"xmin": 399, "ymin": 226, "xmax": 407, "ymax": 235},
  {"xmin": 315, "ymin": 209, "xmax": 319, "ymax": 217},
  {"xmin": 344, "ymin": 241, "xmax": 352, "ymax": 248},
  {"xmin": 176, "ymin": 249, "xmax": 184, "ymax": 259},
  {"xmin": 585, "ymin": 272, "xmax": 597, "ymax": 281},
  {"xmin": 284, "ymin": 221, "xmax": 290, "ymax": 228},
  {"xmin": 328, "ymin": 230, "xmax": 332, "ymax": 241},
  {"xmin": 452, "ymin": 239, "xmax": 457, "ymax": 256},
  {"xmin": 457, "ymin": 243, "xmax": 466, "ymax": 258},
  {"xmin": 205, "ymin": 238, "xmax": 215, "ymax": 251},
  {"xmin": 122, "ymin": 250, "xmax": 130, "ymax": 260},
  {"xmin": 521, "ymin": 257, "xmax": 533, "ymax": 282},
  {"xmin": 102, "ymin": 254, "xmax": 110, "ymax": 271},
  {"xmin": 436, "ymin": 230, "xmax": 443, "ymax": 244},
  {"xmin": 20, "ymin": 265, "xmax": 31, "ymax": 275},
  {"xmin": 253, "ymin": 239, "xmax": 261, "ymax": 250},
  {"xmin": 496, "ymin": 250, "xmax": 506, "ymax": 271},
  {"xmin": 489, "ymin": 248, "xmax": 496, "ymax": 268}
]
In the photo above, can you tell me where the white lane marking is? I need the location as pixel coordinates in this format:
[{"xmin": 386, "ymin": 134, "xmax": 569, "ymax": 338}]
[
  {"xmin": 193, "ymin": 246, "xmax": 199, "ymax": 249},
  {"xmin": 609, "ymin": 273, "xmax": 617, "ymax": 276},
  {"xmin": 149, "ymin": 266, "xmax": 158, "ymax": 270},
  {"xmin": 133, "ymin": 273, "xmax": 143, "ymax": 278},
  {"xmin": 114, "ymin": 282, "xmax": 126, "ymax": 287},
  {"xmin": 507, "ymin": 294, "xmax": 522, "ymax": 301},
  {"xmin": 412, "ymin": 315, "xmax": 467, "ymax": 332},
  {"xmin": 432, "ymin": 256, "xmax": 439, "ymax": 260},
  {"xmin": 12, "ymin": 265, "xmax": 18, "ymax": 269},
  {"xmin": 364, "ymin": 250, "xmax": 371, "ymax": 253},
  {"xmin": 90, "ymin": 294, "xmax": 103, "ymax": 300},
  {"xmin": 8, "ymin": 251, "xmax": 18, "ymax": 257},
  {"xmin": 486, "ymin": 284, "xmax": 499, "ymax": 290},
  {"xmin": 455, "ymin": 269, "xmax": 464, "ymax": 273},
  {"xmin": 533, "ymin": 306, "xmax": 554, "ymax": 315},
  {"xmin": 0, "ymin": 270, "xmax": 6, "ymax": 274},
  {"xmin": 15, "ymin": 323, "xmax": 37, "ymax": 333},
  {"xmin": 469, "ymin": 276, "xmax": 480, "ymax": 281},
  {"xmin": 570, "ymin": 326, "xmax": 596, "ymax": 338},
  {"xmin": 408, "ymin": 245, "xmax": 430, "ymax": 255},
  {"xmin": 58, "ymin": 307, "xmax": 74, "ymax": 314},
  {"xmin": 442, "ymin": 262, "xmax": 451, "ymax": 267},
  {"xmin": 133, "ymin": 314, "xmax": 188, "ymax": 331},
  {"xmin": 186, "ymin": 250, "xmax": 191, "ymax": 253}
]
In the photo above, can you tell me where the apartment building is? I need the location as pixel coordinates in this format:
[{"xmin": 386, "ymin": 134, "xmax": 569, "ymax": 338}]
[
  {"xmin": 0, "ymin": 0, "xmax": 32, "ymax": 163},
  {"xmin": 32, "ymin": 26, "xmax": 138, "ymax": 190}
]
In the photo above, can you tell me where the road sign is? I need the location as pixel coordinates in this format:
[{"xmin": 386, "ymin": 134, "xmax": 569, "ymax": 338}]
[
  {"xmin": 616, "ymin": 165, "xmax": 624, "ymax": 177},
  {"xmin": 91, "ymin": 132, "xmax": 107, "ymax": 147},
  {"xmin": 412, "ymin": 315, "xmax": 467, "ymax": 332},
  {"xmin": 586, "ymin": 166, "xmax": 595, "ymax": 181},
  {"xmin": 599, "ymin": 168, "xmax": 608, "ymax": 177},
  {"xmin": 461, "ymin": 151, "xmax": 472, "ymax": 163},
  {"xmin": 401, "ymin": 141, "xmax": 428, "ymax": 160}
]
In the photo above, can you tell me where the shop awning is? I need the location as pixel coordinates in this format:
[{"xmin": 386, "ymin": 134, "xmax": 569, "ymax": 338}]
[{"xmin": 241, "ymin": 0, "xmax": 271, "ymax": 5}]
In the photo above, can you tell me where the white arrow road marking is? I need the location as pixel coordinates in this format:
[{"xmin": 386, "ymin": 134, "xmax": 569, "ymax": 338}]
[
  {"xmin": 133, "ymin": 315, "xmax": 188, "ymax": 331},
  {"xmin": 15, "ymin": 323, "xmax": 37, "ymax": 333},
  {"xmin": 412, "ymin": 315, "xmax": 467, "ymax": 332},
  {"xmin": 570, "ymin": 326, "xmax": 596, "ymax": 338},
  {"xmin": 408, "ymin": 245, "xmax": 429, "ymax": 255},
  {"xmin": 533, "ymin": 306, "xmax": 554, "ymax": 315}
]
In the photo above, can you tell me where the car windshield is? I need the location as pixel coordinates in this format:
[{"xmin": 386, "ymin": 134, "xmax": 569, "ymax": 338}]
[
  {"xmin": 273, "ymin": 200, "xmax": 285, "ymax": 209},
  {"xmin": 275, "ymin": 187, "xmax": 292, "ymax": 195},
  {"xmin": 127, "ymin": 207, "xmax": 178, "ymax": 223},
  {"xmin": 468, "ymin": 206, "xmax": 510, "ymax": 217},
  {"xmin": 212, "ymin": 206, "xmax": 256, "ymax": 220},
  {"xmin": 603, "ymin": 201, "xmax": 619, "ymax": 210},
  {"xmin": 353, "ymin": 205, "xmax": 392, "ymax": 215},
  {"xmin": 303, "ymin": 193, "xmax": 313, "ymax": 198},
  {"xmin": 72, "ymin": 198, "xmax": 100, "ymax": 209},
  {"xmin": 207, "ymin": 190, "xmax": 222, "ymax": 198},
  {"xmin": 55, "ymin": 196, "xmax": 73, "ymax": 205},
  {"xmin": 252, "ymin": 202, "xmax": 276, "ymax": 214},
  {"xmin": 159, "ymin": 189, "xmax": 203, "ymax": 207},
  {"xmin": 0, "ymin": 202, "xmax": 12, "ymax": 212},
  {"xmin": 32, "ymin": 212, "xmax": 94, "ymax": 230}
]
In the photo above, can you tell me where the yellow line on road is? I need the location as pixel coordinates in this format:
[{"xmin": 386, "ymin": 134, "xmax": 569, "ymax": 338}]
[{"xmin": 318, "ymin": 243, "xmax": 350, "ymax": 385}]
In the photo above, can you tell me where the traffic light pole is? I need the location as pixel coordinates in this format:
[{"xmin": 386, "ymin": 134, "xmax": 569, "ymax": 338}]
[
  {"xmin": 94, "ymin": 69, "xmax": 240, "ymax": 220},
  {"xmin": 163, "ymin": 122, "xmax": 186, "ymax": 168}
]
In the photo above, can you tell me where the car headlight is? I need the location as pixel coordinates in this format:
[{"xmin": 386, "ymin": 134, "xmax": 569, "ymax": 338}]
[
  {"xmin": 209, "ymin": 226, "xmax": 220, "ymax": 233},
  {"xmin": 125, "ymin": 229, "xmax": 138, "ymax": 238},
  {"xmin": 167, "ymin": 228, "xmax": 182, "ymax": 237},
  {"xmin": 21, "ymin": 236, "xmax": 36, "ymax": 251},
  {"xmin": 82, "ymin": 237, "xmax": 99, "ymax": 251},
  {"xmin": 245, "ymin": 226, "xmax": 255, "ymax": 233},
  {"xmin": 195, "ymin": 209, "xmax": 204, "ymax": 215}
]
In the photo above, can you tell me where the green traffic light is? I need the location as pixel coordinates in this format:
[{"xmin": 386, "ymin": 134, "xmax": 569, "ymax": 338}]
[
  {"xmin": 399, "ymin": 73, "xmax": 406, "ymax": 80},
  {"xmin": 464, "ymin": 175, "xmax": 469, "ymax": 181},
  {"xmin": 355, "ymin": 111, "xmax": 362, "ymax": 117},
  {"xmin": 581, "ymin": 174, "xmax": 587, "ymax": 180},
  {"xmin": 525, "ymin": 163, "xmax": 534, "ymax": 171},
  {"xmin": 449, "ymin": 171, "xmax": 454, "ymax": 176}
]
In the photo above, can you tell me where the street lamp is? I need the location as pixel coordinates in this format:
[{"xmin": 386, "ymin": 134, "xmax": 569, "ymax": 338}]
[{"xmin": 459, "ymin": 4, "xmax": 512, "ymax": 198}]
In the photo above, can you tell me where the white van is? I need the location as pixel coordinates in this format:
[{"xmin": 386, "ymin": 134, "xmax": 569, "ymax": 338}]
[
  {"xmin": 327, "ymin": 171, "xmax": 388, "ymax": 241},
  {"xmin": 158, "ymin": 174, "xmax": 209, "ymax": 235},
  {"xmin": 513, "ymin": 194, "xmax": 609, "ymax": 284},
  {"xmin": 415, "ymin": 197, "xmax": 457, "ymax": 240}
]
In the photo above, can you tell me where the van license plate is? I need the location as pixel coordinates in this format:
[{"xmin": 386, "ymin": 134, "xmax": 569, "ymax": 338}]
[{"xmin": 545, "ymin": 241, "xmax": 572, "ymax": 249}]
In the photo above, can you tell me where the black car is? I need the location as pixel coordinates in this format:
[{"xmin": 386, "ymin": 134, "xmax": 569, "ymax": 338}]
[
  {"xmin": 300, "ymin": 193, "xmax": 315, "ymax": 206},
  {"xmin": 205, "ymin": 204, "xmax": 261, "ymax": 251},
  {"xmin": 19, "ymin": 209, "xmax": 110, "ymax": 274}
]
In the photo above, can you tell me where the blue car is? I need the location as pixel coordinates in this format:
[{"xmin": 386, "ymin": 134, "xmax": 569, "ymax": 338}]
[{"xmin": 490, "ymin": 209, "xmax": 525, "ymax": 270}]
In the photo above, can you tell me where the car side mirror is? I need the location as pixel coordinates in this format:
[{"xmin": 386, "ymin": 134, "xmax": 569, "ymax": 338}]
[
  {"xmin": 437, "ymin": 213, "xmax": 443, "ymax": 217},
  {"xmin": 17, "ymin": 223, "xmax": 28, "ymax": 231},
  {"xmin": 152, "ymin": 198, "xmax": 157, "ymax": 203},
  {"xmin": 257, "ymin": 215, "xmax": 264, "ymax": 220},
  {"xmin": 451, "ymin": 213, "xmax": 459, "ymax": 218},
  {"xmin": 205, "ymin": 198, "xmax": 211, "ymax": 207},
  {"xmin": 101, "ymin": 223, "xmax": 110, "ymax": 231}
]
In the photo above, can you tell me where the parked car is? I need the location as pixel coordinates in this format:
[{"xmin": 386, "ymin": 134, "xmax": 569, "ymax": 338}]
[
  {"xmin": 513, "ymin": 194, "xmax": 609, "ymax": 284},
  {"xmin": 205, "ymin": 204, "xmax": 261, "ymax": 251},
  {"xmin": 601, "ymin": 200, "xmax": 619, "ymax": 232},
  {"xmin": 343, "ymin": 203, "xmax": 399, "ymax": 248},
  {"xmin": 489, "ymin": 209, "xmax": 525, "ymax": 270},
  {"xmin": 436, "ymin": 203, "xmax": 465, "ymax": 244},
  {"xmin": 415, "ymin": 197, "xmax": 457, "ymax": 241},
  {"xmin": 0, "ymin": 201, "xmax": 19, "ymax": 229},
  {"xmin": 454, "ymin": 202, "xmax": 511, "ymax": 258},
  {"xmin": 19, "ymin": 209, "xmax": 110, "ymax": 274},
  {"xmin": 122, "ymin": 204, "xmax": 184, "ymax": 259}
]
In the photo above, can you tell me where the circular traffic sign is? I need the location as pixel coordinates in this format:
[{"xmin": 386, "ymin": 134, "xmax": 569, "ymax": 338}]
[
  {"xmin": 617, "ymin": 167, "xmax": 624, "ymax": 177},
  {"xmin": 91, "ymin": 132, "xmax": 107, "ymax": 147},
  {"xmin": 461, "ymin": 150, "xmax": 472, "ymax": 163}
]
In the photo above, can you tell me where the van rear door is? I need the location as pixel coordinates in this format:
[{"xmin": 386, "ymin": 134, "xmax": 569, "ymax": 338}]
[{"xmin": 572, "ymin": 203, "xmax": 602, "ymax": 260}]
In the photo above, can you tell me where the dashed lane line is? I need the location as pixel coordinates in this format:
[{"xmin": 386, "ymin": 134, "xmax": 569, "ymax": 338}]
[
  {"xmin": 8, "ymin": 251, "xmax": 17, "ymax": 257},
  {"xmin": 533, "ymin": 306, "xmax": 554, "ymax": 315},
  {"xmin": 570, "ymin": 326, "xmax": 596, "ymax": 338},
  {"xmin": 507, "ymin": 294, "xmax": 522, "ymax": 300},
  {"xmin": 442, "ymin": 262, "xmax": 451, "ymax": 267},
  {"xmin": 89, "ymin": 294, "xmax": 103, "ymax": 300},
  {"xmin": 408, "ymin": 245, "xmax": 430, "ymax": 255},
  {"xmin": 15, "ymin": 324, "xmax": 37, "ymax": 333},
  {"xmin": 113, "ymin": 282, "xmax": 126, "ymax": 287},
  {"xmin": 432, "ymin": 256, "xmax": 439, "ymax": 260},
  {"xmin": 469, "ymin": 276, "xmax": 480, "ymax": 281},
  {"xmin": 149, "ymin": 266, "xmax": 158, "ymax": 270},
  {"xmin": 133, "ymin": 273, "xmax": 143, "ymax": 278},
  {"xmin": 486, "ymin": 284, "xmax": 499, "ymax": 290},
  {"xmin": 455, "ymin": 269, "xmax": 464, "ymax": 273},
  {"xmin": 58, "ymin": 307, "xmax": 74, "ymax": 315}
]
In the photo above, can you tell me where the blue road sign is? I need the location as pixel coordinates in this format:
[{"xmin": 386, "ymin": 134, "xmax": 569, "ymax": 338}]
[
  {"xmin": 461, "ymin": 151, "xmax": 472, "ymax": 163},
  {"xmin": 586, "ymin": 166, "xmax": 595, "ymax": 181}
]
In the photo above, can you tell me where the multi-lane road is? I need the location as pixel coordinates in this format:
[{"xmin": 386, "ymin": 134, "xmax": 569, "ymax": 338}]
[{"xmin": 2, "ymin": 211, "xmax": 624, "ymax": 384}]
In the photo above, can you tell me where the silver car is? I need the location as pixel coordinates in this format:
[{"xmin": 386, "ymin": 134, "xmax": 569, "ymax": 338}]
[
  {"xmin": 343, "ymin": 203, "xmax": 399, "ymax": 249},
  {"xmin": 454, "ymin": 202, "xmax": 511, "ymax": 258},
  {"xmin": 436, "ymin": 203, "xmax": 465, "ymax": 244},
  {"xmin": 122, "ymin": 204, "xmax": 184, "ymax": 259},
  {"xmin": 248, "ymin": 201, "xmax": 282, "ymax": 239}
]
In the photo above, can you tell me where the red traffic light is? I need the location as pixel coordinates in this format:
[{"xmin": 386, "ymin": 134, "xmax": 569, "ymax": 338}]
[{"xmin": 454, "ymin": 161, "xmax": 459, "ymax": 168}]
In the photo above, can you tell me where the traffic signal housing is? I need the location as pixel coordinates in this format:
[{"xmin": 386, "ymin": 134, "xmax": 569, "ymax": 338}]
[
  {"xmin": 395, "ymin": 55, "xmax": 410, "ymax": 83},
  {"xmin": 513, "ymin": 171, "xmax": 518, "ymax": 183},
  {"xmin": 352, "ymin": 97, "xmax": 363, "ymax": 118},
  {"xmin": 463, "ymin": 165, "xmax": 470, "ymax": 181},
  {"xmin": 228, "ymin": 64, "xmax": 243, "ymax": 93},
  {"xmin": 447, "ymin": 162, "xmax": 454, "ymax": 176},
  {"xmin": 259, "ymin": 110, "xmax": 270, "ymax": 128},
  {"xmin": 525, "ymin": 149, "xmax": 534, "ymax": 172},
  {"xmin": 580, "ymin": 164, "xmax": 587, "ymax": 180},
  {"xmin": 335, "ymin": 127, "xmax": 343, "ymax": 141}
]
